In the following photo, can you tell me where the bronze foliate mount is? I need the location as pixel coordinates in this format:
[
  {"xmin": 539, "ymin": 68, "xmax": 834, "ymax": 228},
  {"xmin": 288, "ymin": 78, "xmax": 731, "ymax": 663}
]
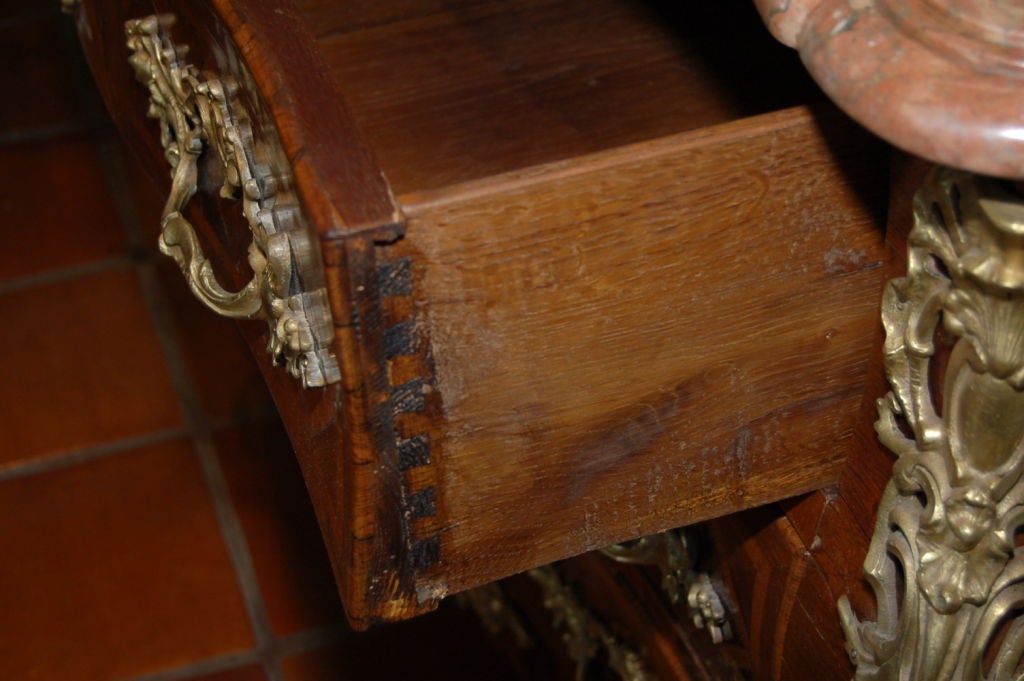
[
  {"xmin": 601, "ymin": 529, "xmax": 733, "ymax": 644},
  {"xmin": 125, "ymin": 14, "xmax": 340, "ymax": 388},
  {"xmin": 841, "ymin": 168, "xmax": 1024, "ymax": 680}
]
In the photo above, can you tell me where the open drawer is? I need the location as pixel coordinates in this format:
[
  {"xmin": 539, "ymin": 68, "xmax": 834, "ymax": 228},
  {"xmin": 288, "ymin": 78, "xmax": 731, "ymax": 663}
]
[{"xmin": 70, "ymin": 0, "xmax": 889, "ymax": 627}]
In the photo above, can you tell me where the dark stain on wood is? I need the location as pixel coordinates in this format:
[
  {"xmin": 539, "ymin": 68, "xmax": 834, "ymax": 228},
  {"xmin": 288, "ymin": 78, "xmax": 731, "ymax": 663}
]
[
  {"xmin": 384, "ymin": 320, "xmax": 417, "ymax": 358},
  {"xmin": 391, "ymin": 378, "xmax": 427, "ymax": 414},
  {"xmin": 407, "ymin": 487, "xmax": 438, "ymax": 519},
  {"xmin": 397, "ymin": 434, "xmax": 432, "ymax": 471},
  {"xmin": 410, "ymin": 536, "xmax": 442, "ymax": 569},
  {"xmin": 564, "ymin": 376, "xmax": 698, "ymax": 503},
  {"xmin": 378, "ymin": 256, "xmax": 413, "ymax": 297}
]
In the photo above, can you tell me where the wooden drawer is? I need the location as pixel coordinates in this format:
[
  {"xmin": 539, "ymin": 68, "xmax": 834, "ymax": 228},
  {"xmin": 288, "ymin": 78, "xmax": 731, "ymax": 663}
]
[{"xmin": 69, "ymin": 0, "xmax": 889, "ymax": 627}]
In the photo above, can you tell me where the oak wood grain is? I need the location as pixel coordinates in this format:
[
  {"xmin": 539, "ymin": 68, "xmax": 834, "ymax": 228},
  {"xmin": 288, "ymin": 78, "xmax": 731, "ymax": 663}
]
[
  {"xmin": 303, "ymin": 0, "xmax": 821, "ymax": 194},
  {"xmin": 391, "ymin": 105, "xmax": 889, "ymax": 597},
  {"xmin": 212, "ymin": 0, "xmax": 403, "ymax": 239}
]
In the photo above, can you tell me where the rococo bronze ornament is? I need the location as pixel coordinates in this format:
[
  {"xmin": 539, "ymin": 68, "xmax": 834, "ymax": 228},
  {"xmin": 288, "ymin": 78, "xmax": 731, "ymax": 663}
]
[
  {"xmin": 841, "ymin": 168, "xmax": 1024, "ymax": 680},
  {"xmin": 601, "ymin": 529, "xmax": 733, "ymax": 644},
  {"xmin": 125, "ymin": 14, "xmax": 340, "ymax": 387}
]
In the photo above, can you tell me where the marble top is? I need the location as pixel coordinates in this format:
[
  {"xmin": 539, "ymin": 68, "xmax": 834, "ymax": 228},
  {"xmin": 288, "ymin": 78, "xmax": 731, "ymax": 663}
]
[{"xmin": 754, "ymin": 0, "xmax": 1024, "ymax": 179}]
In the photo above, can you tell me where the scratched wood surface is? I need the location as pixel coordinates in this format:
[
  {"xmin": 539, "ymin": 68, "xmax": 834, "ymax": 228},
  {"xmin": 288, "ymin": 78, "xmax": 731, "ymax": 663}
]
[
  {"xmin": 389, "ymin": 104, "xmax": 889, "ymax": 597},
  {"xmin": 707, "ymin": 155, "xmax": 925, "ymax": 680}
]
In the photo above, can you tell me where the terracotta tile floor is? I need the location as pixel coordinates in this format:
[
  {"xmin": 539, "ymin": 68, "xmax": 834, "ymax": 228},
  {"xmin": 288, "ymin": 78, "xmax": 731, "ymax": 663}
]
[
  {"xmin": 213, "ymin": 420, "xmax": 345, "ymax": 638},
  {"xmin": 281, "ymin": 615, "xmax": 523, "ymax": 681},
  {"xmin": 0, "ymin": 440, "xmax": 255, "ymax": 681},
  {"xmin": 0, "ymin": 5, "xmax": 522, "ymax": 681},
  {"xmin": 0, "ymin": 135, "xmax": 125, "ymax": 280},
  {"xmin": 0, "ymin": 266, "xmax": 184, "ymax": 468}
]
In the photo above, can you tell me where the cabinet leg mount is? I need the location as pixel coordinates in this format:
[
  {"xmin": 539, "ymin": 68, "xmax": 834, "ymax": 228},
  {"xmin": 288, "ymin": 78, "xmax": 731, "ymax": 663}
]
[{"xmin": 841, "ymin": 168, "xmax": 1024, "ymax": 680}]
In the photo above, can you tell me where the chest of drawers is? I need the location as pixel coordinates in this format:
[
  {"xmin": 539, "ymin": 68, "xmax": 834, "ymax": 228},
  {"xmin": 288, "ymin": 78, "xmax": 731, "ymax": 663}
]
[{"xmin": 68, "ymin": 0, "xmax": 889, "ymax": 641}]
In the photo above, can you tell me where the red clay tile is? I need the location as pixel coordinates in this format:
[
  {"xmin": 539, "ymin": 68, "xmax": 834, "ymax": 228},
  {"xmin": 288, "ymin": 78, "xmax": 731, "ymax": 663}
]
[
  {"xmin": 214, "ymin": 419, "xmax": 344, "ymax": 635},
  {"xmin": 189, "ymin": 665, "xmax": 268, "ymax": 681},
  {"xmin": 0, "ymin": 439, "xmax": 255, "ymax": 680},
  {"xmin": 0, "ymin": 135, "xmax": 125, "ymax": 281},
  {"xmin": 281, "ymin": 605, "xmax": 525, "ymax": 681},
  {"xmin": 0, "ymin": 15, "xmax": 84, "ymax": 135},
  {"xmin": 0, "ymin": 266, "xmax": 182, "ymax": 467}
]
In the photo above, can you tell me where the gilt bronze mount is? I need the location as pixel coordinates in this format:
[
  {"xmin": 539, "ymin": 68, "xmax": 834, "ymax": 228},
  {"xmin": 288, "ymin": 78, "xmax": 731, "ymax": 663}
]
[
  {"xmin": 602, "ymin": 529, "xmax": 733, "ymax": 644},
  {"xmin": 842, "ymin": 168, "xmax": 1024, "ymax": 680},
  {"xmin": 125, "ymin": 14, "xmax": 340, "ymax": 387}
]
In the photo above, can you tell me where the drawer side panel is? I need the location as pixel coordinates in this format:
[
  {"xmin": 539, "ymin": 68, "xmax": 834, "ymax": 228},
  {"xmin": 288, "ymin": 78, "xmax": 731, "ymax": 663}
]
[{"xmin": 396, "ymin": 105, "xmax": 890, "ymax": 595}]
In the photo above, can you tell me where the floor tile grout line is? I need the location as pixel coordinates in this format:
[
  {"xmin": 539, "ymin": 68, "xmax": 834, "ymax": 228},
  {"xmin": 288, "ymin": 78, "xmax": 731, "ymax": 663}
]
[
  {"xmin": 266, "ymin": 623, "xmax": 353, "ymax": 660},
  {"xmin": 0, "ymin": 255, "xmax": 137, "ymax": 296},
  {"xmin": 116, "ymin": 625, "xmax": 352, "ymax": 681},
  {"xmin": 195, "ymin": 437, "xmax": 287, "ymax": 681},
  {"xmin": 208, "ymin": 405, "xmax": 284, "ymax": 433},
  {"xmin": 0, "ymin": 427, "xmax": 189, "ymax": 483},
  {"xmin": 116, "ymin": 650, "xmax": 263, "ymax": 681},
  {"xmin": 96, "ymin": 137, "xmax": 285, "ymax": 681}
]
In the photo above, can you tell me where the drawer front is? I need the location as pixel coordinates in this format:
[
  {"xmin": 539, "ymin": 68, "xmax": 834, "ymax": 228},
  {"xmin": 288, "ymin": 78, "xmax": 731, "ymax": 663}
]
[
  {"xmin": 124, "ymin": 13, "xmax": 339, "ymax": 387},
  {"xmin": 69, "ymin": 0, "xmax": 435, "ymax": 627}
]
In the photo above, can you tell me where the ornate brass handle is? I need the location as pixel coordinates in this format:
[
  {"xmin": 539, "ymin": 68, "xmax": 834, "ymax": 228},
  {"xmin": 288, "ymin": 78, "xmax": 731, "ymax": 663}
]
[{"xmin": 125, "ymin": 14, "xmax": 340, "ymax": 388}]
